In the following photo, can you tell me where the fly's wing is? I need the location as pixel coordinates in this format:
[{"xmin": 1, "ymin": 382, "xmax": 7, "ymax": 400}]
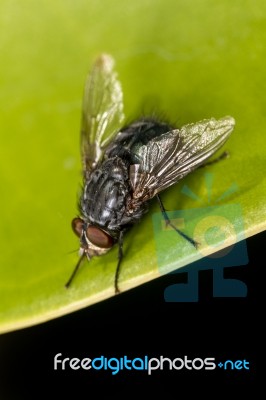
[
  {"xmin": 129, "ymin": 116, "xmax": 235, "ymax": 206},
  {"xmin": 80, "ymin": 54, "xmax": 125, "ymax": 177}
]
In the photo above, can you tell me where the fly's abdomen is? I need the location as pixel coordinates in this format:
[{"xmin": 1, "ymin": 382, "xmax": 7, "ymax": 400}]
[{"xmin": 80, "ymin": 157, "xmax": 130, "ymax": 230}]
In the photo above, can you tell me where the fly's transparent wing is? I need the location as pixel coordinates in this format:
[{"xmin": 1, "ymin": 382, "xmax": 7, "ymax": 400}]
[
  {"xmin": 129, "ymin": 116, "xmax": 235, "ymax": 205},
  {"xmin": 81, "ymin": 54, "xmax": 125, "ymax": 175}
]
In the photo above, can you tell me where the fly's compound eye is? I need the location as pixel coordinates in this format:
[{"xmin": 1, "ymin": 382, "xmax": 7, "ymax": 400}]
[
  {"xmin": 86, "ymin": 226, "xmax": 113, "ymax": 249},
  {"xmin": 72, "ymin": 217, "xmax": 84, "ymax": 237}
]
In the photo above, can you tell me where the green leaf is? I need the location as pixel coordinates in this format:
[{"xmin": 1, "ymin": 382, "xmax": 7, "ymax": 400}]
[{"xmin": 0, "ymin": 0, "xmax": 265, "ymax": 333}]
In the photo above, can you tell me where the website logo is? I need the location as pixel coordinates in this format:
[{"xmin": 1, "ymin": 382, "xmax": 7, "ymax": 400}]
[{"xmin": 53, "ymin": 353, "xmax": 250, "ymax": 375}]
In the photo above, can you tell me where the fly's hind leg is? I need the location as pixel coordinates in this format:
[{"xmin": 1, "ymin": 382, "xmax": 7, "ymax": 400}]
[
  {"xmin": 156, "ymin": 194, "xmax": 198, "ymax": 248},
  {"xmin": 155, "ymin": 152, "xmax": 229, "ymax": 249}
]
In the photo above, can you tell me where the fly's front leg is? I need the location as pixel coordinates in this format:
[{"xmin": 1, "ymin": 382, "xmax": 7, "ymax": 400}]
[
  {"xmin": 156, "ymin": 194, "xmax": 198, "ymax": 248},
  {"xmin": 114, "ymin": 230, "xmax": 125, "ymax": 294},
  {"xmin": 65, "ymin": 251, "xmax": 86, "ymax": 288}
]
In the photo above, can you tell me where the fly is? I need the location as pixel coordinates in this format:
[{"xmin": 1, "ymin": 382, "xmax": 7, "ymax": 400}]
[{"xmin": 65, "ymin": 54, "xmax": 235, "ymax": 294}]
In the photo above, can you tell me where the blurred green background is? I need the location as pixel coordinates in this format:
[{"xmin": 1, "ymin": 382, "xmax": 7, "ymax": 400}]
[{"xmin": 0, "ymin": 0, "xmax": 265, "ymax": 333}]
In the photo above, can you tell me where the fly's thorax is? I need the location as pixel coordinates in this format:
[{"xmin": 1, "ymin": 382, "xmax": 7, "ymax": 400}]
[{"xmin": 79, "ymin": 157, "xmax": 132, "ymax": 230}]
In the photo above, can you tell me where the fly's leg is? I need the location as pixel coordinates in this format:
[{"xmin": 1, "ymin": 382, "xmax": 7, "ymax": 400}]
[
  {"xmin": 114, "ymin": 230, "xmax": 125, "ymax": 294},
  {"xmin": 198, "ymin": 151, "xmax": 229, "ymax": 169},
  {"xmin": 156, "ymin": 194, "xmax": 198, "ymax": 248},
  {"xmin": 65, "ymin": 251, "xmax": 87, "ymax": 288}
]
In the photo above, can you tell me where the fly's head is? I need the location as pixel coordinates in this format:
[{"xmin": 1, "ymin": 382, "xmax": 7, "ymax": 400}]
[{"xmin": 71, "ymin": 217, "xmax": 114, "ymax": 257}]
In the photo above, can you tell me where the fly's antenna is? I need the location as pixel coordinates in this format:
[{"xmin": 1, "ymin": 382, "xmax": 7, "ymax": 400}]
[{"xmin": 65, "ymin": 251, "xmax": 86, "ymax": 288}]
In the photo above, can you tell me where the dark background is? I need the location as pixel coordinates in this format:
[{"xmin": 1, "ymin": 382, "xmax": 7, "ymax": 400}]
[{"xmin": 0, "ymin": 230, "xmax": 264, "ymax": 398}]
